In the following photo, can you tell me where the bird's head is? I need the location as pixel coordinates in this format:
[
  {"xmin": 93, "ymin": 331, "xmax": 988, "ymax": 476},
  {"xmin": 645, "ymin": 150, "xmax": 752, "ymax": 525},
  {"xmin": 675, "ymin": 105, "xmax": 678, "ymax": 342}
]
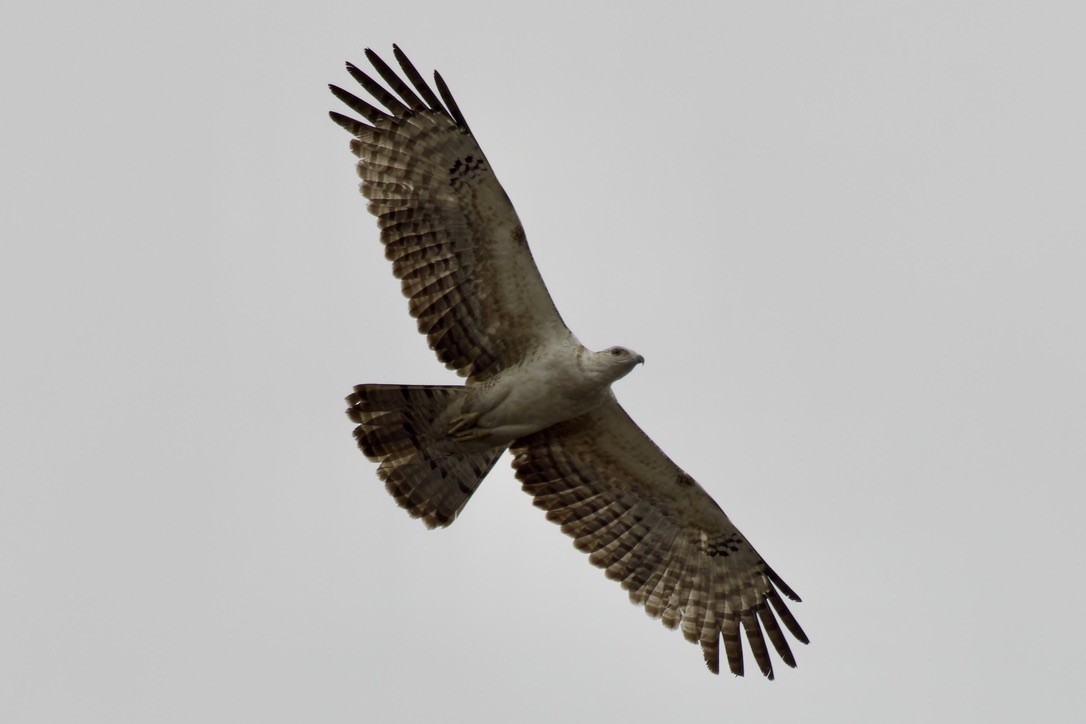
[{"xmin": 591, "ymin": 346, "xmax": 645, "ymax": 383}]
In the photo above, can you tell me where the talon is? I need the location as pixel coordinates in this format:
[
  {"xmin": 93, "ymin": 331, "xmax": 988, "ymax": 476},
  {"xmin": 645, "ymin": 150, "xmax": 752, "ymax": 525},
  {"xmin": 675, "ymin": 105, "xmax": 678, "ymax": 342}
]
[
  {"xmin": 451, "ymin": 427, "xmax": 492, "ymax": 443},
  {"xmin": 448, "ymin": 412, "xmax": 482, "ymax": 435}
]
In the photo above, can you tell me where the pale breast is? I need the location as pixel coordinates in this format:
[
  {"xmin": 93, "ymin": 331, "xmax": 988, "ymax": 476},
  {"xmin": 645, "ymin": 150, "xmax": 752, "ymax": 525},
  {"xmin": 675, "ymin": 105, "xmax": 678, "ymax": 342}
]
[{"xmin": 472, "ymin": 344, "xmax": 608, "ymax": 443}]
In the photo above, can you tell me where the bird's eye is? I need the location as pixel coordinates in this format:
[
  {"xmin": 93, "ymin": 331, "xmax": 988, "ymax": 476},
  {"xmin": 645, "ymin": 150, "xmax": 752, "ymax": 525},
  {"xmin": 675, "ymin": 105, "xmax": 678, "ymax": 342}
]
[{"xmin": 611, "ymin": 348, "xmax": 624, "ymax": 356}]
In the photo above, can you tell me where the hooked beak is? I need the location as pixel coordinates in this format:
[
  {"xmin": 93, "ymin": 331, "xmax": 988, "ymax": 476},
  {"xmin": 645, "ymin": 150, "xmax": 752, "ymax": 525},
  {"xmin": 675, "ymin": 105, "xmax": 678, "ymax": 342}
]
[{"xmin": 634, "ymin": 355, "xmax": 645, "ymax": 365}]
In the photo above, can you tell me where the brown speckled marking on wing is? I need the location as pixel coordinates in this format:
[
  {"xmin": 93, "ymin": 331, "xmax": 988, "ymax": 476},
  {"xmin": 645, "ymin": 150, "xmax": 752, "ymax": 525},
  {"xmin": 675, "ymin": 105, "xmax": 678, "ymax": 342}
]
[
  {"xmin": 347, "ymin": 384, "xmax": 504, "ymax": 528},
  {"xmin": 511, "ymin": 396, "xmax": 808, "ymax": 678},
  {"xmin": 330, "ymin": 47, "xmax": 569, "ymax": 382}
]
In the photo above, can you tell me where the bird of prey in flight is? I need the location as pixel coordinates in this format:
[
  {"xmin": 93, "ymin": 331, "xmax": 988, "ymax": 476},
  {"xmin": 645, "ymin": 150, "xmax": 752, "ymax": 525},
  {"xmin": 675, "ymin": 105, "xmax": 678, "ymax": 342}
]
[{"xmin": 329, "ymin": 46, "xmax": 808, "ymax": 678}]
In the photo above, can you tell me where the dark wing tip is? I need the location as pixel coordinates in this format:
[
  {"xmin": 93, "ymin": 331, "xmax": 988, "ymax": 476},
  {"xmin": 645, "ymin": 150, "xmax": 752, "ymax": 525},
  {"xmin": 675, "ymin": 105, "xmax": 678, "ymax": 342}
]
[
  {"xmin": 766, "ymin": 588, "xmax": 810, "ymax": 645},
  {"xmin": 345, "ymin": 61, "xmax": 408, "ymax": 116},
  {"xmin": 365, "ymin": 47, "xmax": 427, "ymax": 111},
  {"xmin": 329, "ymin": 110, "xmax": 366, "ymax": 135},
  {"xmin": 742, "ymin": 612, "xmax": 775, "ymax": 680},
  {"xmin": 433, "ymin": 70, "xmax": 470, "ymax": 131},
  {"xmin": 329, "ymin": 84, "xmax": 386, "ymax": 125},
  {"xmin": 757, "ymin": 604, "xmax": 798, "ymax": 668},
  {"xmin": 392, "ymin": 45, "xmax": 447, "ymax": 115},
  {"xmin": 765, "ymin": 564, "xmax": 802, "ymax": 602}
]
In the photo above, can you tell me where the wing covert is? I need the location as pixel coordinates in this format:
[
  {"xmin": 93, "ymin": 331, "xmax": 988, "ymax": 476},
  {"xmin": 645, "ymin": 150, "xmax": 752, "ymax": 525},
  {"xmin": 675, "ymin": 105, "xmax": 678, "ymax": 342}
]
[
  {"xmin": 510, "ymin": 396, "xmax": 808, "ymax": 678},
  {"xmin": 331, "ymin": 46, "xmax": 569, "ymax": 381}
]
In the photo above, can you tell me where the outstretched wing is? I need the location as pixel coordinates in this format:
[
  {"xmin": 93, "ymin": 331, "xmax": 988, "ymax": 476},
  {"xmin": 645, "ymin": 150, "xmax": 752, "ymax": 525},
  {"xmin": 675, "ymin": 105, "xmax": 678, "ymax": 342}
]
[
  {"xmin": 511, "ymin": 397, "xmax": 809, "ymax": 678},
  {"xmin": 330, "ymin": 47, "xmax": 569, "ymax": 381}
]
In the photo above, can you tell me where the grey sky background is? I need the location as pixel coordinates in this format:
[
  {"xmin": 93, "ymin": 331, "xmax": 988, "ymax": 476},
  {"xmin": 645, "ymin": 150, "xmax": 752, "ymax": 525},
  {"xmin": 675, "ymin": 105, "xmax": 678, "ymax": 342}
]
[{"xmin": 3, "ymin": 2, "xmax": 1084, "ymax": 722}]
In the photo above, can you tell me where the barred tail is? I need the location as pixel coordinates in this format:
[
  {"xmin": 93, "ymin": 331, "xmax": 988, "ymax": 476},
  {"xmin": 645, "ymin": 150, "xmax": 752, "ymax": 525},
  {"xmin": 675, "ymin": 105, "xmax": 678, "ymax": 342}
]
[{"xmin": 346, "ymin": 384, "xmax": 505, "ymax": 528}]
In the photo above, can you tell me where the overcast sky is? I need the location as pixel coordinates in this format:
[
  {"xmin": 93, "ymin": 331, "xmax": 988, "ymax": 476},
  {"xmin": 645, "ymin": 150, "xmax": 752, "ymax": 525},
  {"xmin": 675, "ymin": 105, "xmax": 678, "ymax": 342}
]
[{"xmin": 3, "ymin": 2, "xmax": 1085, "ymax": 722}]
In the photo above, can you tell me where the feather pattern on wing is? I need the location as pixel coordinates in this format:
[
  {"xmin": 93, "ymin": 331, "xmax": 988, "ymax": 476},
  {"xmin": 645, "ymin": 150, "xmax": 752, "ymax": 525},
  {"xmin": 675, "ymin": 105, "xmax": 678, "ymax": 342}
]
[
  {"xmin": 330, "ymin": 47, "xmax": 569, "ymax": 381},
  {"xmin": 511, "ymin": 396, "xmax": 809, "ymax": 678}
]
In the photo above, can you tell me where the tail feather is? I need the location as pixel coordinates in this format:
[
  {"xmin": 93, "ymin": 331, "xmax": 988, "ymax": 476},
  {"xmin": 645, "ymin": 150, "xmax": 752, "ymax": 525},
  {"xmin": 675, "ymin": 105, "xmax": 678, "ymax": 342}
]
[{"xmin": 346, "ymin": 383, "xmax": 505, "ymax": 528}]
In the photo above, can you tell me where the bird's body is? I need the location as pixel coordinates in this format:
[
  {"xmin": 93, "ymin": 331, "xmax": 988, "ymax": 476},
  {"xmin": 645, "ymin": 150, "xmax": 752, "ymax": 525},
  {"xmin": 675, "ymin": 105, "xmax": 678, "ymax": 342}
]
[
  {"xmin": 331, "ymin": 46, "xmax": 809, "ymax": 678},
  {"xmin": 450, "ymin": 341, "xmax": 645, "ymax": 447}
]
